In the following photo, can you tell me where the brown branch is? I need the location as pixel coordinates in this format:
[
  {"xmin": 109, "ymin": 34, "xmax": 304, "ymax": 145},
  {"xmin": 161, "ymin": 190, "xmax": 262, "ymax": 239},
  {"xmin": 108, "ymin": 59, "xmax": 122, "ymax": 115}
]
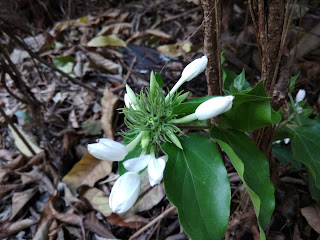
[{"xmin": 201, "ymin": 0, "xmax": 222, "ymax": 96}]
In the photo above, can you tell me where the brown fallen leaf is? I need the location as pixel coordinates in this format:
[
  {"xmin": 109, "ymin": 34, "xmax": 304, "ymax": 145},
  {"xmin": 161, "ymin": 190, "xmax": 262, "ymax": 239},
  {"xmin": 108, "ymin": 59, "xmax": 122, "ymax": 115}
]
[
  {"xmin": 0, "ymin": 218, "xmax": 37, "ymax": 239},
  {"xmin": 145, "ymin": 29, "xmax": 171, "ymax": 41},
  {"xmin": 87, "ymin": 52, "xmax": 120, "ymax": 74},
  {"xmin": 10, "ymin": 187, "xmax": 38, "ymax": 220},
  {"xmin": 301, "ymin": 205, "xmax": 320, "ymax": 234},
  {"xmin": 101, "ymin": 87, "xmax": 118, "ymax": 139},
  {"xmin": 83, "ymin": 187, "xmax": 112, "ymax": 217},
  {"xmin": 62, "ymin": 153, "xmax": 112, "ymax": 193},
  {"xmin": 84, "ymin": 211, "xmax": 116, "ymax": 238},
  {"xmin": 107, "ymin": 213, "xmax": 148, "ymax": 229},
  {"xmin": 134, "ymin": 184, "xmax": 165, "ymax": 213}
]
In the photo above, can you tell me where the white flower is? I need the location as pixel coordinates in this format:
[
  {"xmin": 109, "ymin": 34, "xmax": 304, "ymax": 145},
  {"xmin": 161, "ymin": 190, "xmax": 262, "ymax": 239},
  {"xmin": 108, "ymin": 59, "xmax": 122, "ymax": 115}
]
[
  {"xmin": 165, "ymin": 55, "xmax": 208, "ymax": 102},
  {"xmin": 123, "ymin": 155, "xmax": 167, "ymax": 187},
  {"xmin": 148, "ymin": 156, "xmax": 167, "ymax": 187},
  {"xmin": 124, "ymin": 93, "xmax": 136, "ymax": 110},
  {"xmin": 296, "ymin": 89, "xmax": 306, "ymax": 103},
  {"xmin": 87, "ymin": 138, "xmax": 128, "ymax": 161},
  {"xmin": 284, "ymin": 138, "xmax": 290, "ymax": 144},
  {"xmin": 179, "ymin": 55, "xmax": 208, "ymax": 83},
  {"xmin": 109, "ymin": 172, "xmax": 141, "ymax": 213},
  {"xmin": 195, "ymin": 96, "xmax": 234, "ymax": 120}
]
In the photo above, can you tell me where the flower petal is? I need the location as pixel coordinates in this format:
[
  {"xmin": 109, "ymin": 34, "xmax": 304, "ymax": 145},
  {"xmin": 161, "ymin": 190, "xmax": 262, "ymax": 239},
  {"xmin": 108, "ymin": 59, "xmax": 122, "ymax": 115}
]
[
  {"xmin": 87, "ymin": 138, "xmax": 128, "ymax": 161},
  {"xmin": 123, "ymin": 155, "xmax": 153, "ymax": 172},
  {"xmin": 148, "ymin": 156, "xmax": 166, "ymax": 187},
  {"xmin": 109, "ymin": 172, "xmax": 141, "ymax": 213},
  {"xmin": 295, "ymin": 89, "xmax": 306, "ymax": 103},
  {"xmin": 180, "ymin": 56, "xmax": 208, "ymax": 82},
  {"xmin": 195, "ymin": 96, "xmax": 234, "ymax": 120}
]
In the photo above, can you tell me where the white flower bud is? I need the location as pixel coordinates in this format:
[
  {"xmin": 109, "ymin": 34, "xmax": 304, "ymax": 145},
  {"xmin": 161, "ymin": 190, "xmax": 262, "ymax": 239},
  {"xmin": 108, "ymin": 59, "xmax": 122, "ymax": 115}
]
[
  {"xmin": 195, "ymin": 96, "xmax": 234, "ymax": 120},
  {"xmin": 124, "ymin": 93, "xmax": 136, "ymax": 110},
  {"xmin": 123, "ymin": 155, "xmax": 153, "ymax": 172},
  {"xmin": 109, "ymin": 172, "xmax": 141, "ymax": 213},
  {"xmin": 180, "ymin": 56, "xmax": 208, "ymax": 83},
  {"xmin": 296, "ymin": 89, "xmax": 306, "ymax": 103},
  {"xmin": 165, "ymin": 56, "xmax": 208, "ymax": 102},
  {"xmin": 284, "ymin": 138, "xmax": 290, "ymax": 144},
  {"xmin": 87, "ymin": 138, "xmax": 128, "ymax": 161},
  {"xmin": 148, "ymin": 156, "xmax": 166, "ymax": 187}
]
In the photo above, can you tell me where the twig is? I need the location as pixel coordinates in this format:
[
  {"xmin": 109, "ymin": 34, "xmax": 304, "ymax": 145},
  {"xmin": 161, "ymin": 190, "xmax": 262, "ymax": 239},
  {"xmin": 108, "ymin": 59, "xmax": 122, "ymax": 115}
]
[
  {"xmin": 0, "ymin": 106, "xmax": 36, "ymax": 155},
  {"xmin": 128, "ymin": 205, "xmax": 176, "ymax": 240},
  {"xmin": 6, "ymin": 31, "xmax": 103, "ymax": 97}
]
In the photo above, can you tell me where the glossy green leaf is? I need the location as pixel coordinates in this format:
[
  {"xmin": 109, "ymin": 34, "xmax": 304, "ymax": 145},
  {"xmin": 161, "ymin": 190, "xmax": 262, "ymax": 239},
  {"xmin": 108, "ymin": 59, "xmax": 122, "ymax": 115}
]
[
  {"xmin": 291, "ymin": 126, "xmax": 320, "ymax": 188},
  {"xmin": 272, "ymin": 144, "xmax": 302, "ymax": 169},
  {"xmin": 223, "ymin": 68, "xmax": 250, "ymax": 94},
  {"xmin": 162, "ymin": 133, "xmax": 230, "ymax": 240},
  {"xmin": 219, "ymin": 81, "xmax": 281, "ymax": 131},
  {"xmin": 211, "ymin": 127, "xmax": 275, "ymax": 240},
  {"xmin": 172, "ymin": 96, "xmax": 214, "ymax": 115},
  {"xmin": 289, "ymin": 73, "xmax": 300, "ymax": 93},
  {"xmin": 155, "ymin": 72, "xmax": 164, "ymax": 87},
  {"xmin": 308, "ymin": 170, "xmax": 320, "ymax": 206}
]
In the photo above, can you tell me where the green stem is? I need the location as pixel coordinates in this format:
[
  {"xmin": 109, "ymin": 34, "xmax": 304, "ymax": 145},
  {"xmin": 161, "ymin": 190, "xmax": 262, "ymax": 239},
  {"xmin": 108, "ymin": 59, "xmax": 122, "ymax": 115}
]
[
  {"xmin": 126, "ymin": 131, "xmax": 144, "ymax": 152},
  {"xmin": 175, "ymin": 124, "xmax": 212, "ymax": 129},
  {"xmin": 170, "ymin": 113, "xmax": 198, "ymax": 124}
]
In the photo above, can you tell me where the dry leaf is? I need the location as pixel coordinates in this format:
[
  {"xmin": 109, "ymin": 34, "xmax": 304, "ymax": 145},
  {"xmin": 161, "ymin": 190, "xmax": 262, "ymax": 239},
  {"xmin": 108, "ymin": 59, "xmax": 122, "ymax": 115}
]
[
  {"xmin": 62, "ymin": 153, "xmax": 112, "ymax": 193},
  {"xmin": 107, "ymin": 212, "xmax": 147, "ymax": 229},
  {"xmin": 9, "ymin": 125, "xmax": 42, "ymax": 157},
  {"xmin": 101, "ymin": 87, "xmax": 118, "ymax": 139},
  {"xmin": 10, "ymin": 187, "xmax": 38, "ymax": 220},
  {"xmin": 98, "ymin": 23, "xmax": 132, "ymax": 36},
  {"xmin": 83, "ymin": 188, "xmax": 112, "ymax": 217},
  {"xmin": 301, "ymin": 205, "xmax": 320, "ymax": 234},
  {"xmin": 135, "ymin": 184, "xmax": 165, "ymax": 212},
  {"xmin": 157, "ymin": 43, "xmax": 191, "ymax": 57},
  {"xmin": 84, "ymin": 211, "xmax": 116, "ymax": 238},
  {"xmin": 145, "ymin": 29, "xmax": 171, "ymax": 40},
  {"xmin": 87, "ymin": 52, "xmax": 120, "ymax": 74},
  {"xmin": 0, "ymin": 219, "xmax": 37, "ymax": 239},
  {"xmin": 87, "ymin": 35, "xmax": 127, "ymax": 47}
]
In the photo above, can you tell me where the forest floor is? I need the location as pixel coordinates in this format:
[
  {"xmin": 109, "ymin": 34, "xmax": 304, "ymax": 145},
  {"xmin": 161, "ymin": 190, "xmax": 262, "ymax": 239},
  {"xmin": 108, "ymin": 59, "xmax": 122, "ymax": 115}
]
[{"xmin": 1, "ymin": 0, "xmax": 320, "ymax": 239}]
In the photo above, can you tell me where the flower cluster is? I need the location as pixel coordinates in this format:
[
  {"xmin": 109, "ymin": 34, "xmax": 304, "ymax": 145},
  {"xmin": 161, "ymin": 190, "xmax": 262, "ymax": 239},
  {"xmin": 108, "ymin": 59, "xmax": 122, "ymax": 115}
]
[{"xmin": 88, "ymin": 55, "xmax": 234, "ymax": 214}]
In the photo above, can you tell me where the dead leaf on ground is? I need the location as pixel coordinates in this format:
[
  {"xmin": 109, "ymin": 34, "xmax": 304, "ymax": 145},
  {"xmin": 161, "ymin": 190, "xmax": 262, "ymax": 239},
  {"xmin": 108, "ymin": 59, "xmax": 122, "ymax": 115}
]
[
  {"xmin": 9, "ymin": 125, "xmax": 43, "ymax": 157},
  {"xmin": 83, "ymin": 187, "xmax": 112, "ymax": 217},
  {"xmin": 84, "ymin": 211, "xmax": 116, "ymax": 238},
  {"xmin": 101, "ymin": 87, "xmax": 118, "ymax": 139},
  {"xmin": 107, "ymin": 212, "xmax": 148, "ymax": 229},
  {"xmin": 301, "ymin": 205, "xmax": 320, "ymax": 234},
  {"xmin": 157, "ymin": 42, "xmax": 191, "ymax": 57},
  {"xmin": 87, "ymin": 35, "xmax": 127, "ymax": 47},
  {"xmin": 62, "ymin": 153, "xmax": 112, "ymax": 193},
  {"xmin": 0, "ymin": 218, "xmax": 37, "ymax": 239},
  {"xmin": 98, "ymin": 23, "xmax": 132, "ymax": 36},
  {"xmin": 87, "ymin": 52, "xmax": 120, "ymax": 74},
  {"xmin": 10, "ymin": 187, "xmax": 38, "ymax": 220},
  {"xmin": 135, "ymin": 184, "xmax": 165, "ymax": 212},
  {"xmin": 145, "ymin": 29, "xmax": 171, "ymax": 41}
]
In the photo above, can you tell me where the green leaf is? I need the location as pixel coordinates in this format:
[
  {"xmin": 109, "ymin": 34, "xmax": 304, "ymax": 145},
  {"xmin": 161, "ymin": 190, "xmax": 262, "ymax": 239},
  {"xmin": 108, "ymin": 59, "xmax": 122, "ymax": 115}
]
[
  {"xmin": 291, "ymin": 126, "xmax": 320, "ymax": 188},
  {"xmin": 223, "ymin": 68, "xmax": 251, "ymax": 94},
  {"xmin": 233, "ymin": 69, "xmax": 245, "ymax": 92},
  {"xmin": 211, "ymin": 127, "xmax": 275, "ymax": 240},
  {"xmin": 219, "ymin": 81, "xmax": 281, "ymax": 131},
  {"xmin": 14, "ymin": 110, "xmax": 32, "ymax": 122},
  {"xmin": 155, "ymin": 72, "xmax": 164, "ymax": 87},
  {"xmin": 162, "ymin": 133, "xmax": 230, "ymax": 240},
  {"xmin": 272, "ymin": 143, "xmax": 302, "ymax": 169},
  {"xmin": 308, "ymin": 170, "xmax": 320, "ymax": 206},
  {"xmin": 289, "ymin": 73, "xmax": 300, "ymax": 93},
  {"xmin": 172, "ymin": 96, "xmax": 214, "ymax": 115},
  {"xmin": 87, "ymin": 35, "xmax": 127, "ymax": 47},
  {"xmin": 53, "ymin": 55, "xmax": 75, "ymax": 76}
]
